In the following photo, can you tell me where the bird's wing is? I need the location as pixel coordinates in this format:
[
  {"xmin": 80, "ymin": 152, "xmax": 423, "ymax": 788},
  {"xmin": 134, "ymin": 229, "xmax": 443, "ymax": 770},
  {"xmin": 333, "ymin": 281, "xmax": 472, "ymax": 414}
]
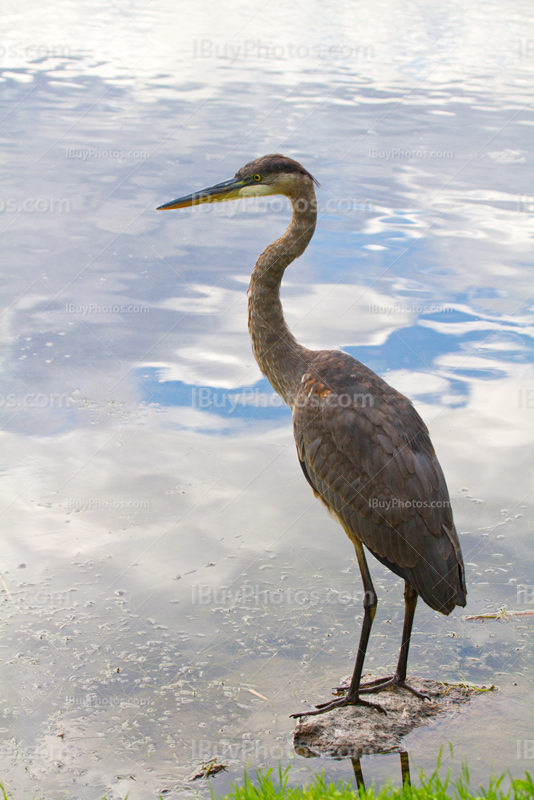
[{"xmin": 293, "ymin": 368, "xmax": 460, "ymax": 573}]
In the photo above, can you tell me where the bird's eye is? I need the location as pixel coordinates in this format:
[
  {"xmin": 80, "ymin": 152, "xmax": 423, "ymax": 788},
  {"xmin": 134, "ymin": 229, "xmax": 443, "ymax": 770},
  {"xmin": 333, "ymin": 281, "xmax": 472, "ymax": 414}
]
[{"xmin": 253, "ymin": 174, "xmax": 262, "ymax": 182}]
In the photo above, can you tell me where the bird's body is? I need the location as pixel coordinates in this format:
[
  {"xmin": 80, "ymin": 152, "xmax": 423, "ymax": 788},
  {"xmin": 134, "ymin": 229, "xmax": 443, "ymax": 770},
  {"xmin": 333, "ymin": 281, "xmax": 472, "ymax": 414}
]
[
  {"xmin": 293, "ymin": 349, "xmax": 464, "ymax": 613},
  {"xmin": 158, "ymin": 154, "xmax": 466, "ymax": 716}
]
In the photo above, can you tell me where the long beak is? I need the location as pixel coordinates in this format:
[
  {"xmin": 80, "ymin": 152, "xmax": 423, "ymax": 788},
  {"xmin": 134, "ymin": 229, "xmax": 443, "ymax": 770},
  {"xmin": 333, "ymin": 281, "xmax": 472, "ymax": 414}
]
[{"xmin": 157, "ymin": 178, "xmax": 243, "ymax": 210}]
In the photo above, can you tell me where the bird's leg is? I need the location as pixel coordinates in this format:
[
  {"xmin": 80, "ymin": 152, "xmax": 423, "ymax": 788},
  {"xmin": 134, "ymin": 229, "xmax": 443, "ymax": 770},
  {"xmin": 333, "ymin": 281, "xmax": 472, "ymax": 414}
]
[
  {"xmin": 351, "ymin": 758, "xmax": 365, "ymax": 791},
  {"xmin": 400, "ymin": 752, "xmax": 411, "ymax": 787},
  {"xmin": 290, "ymin": 541, "xmax": 385, "ymax": 717},
  {"xmin": 394, "ymin": 582, "xmax": 418, "ymax": 682},
  {"xmin": 358, "ymin": 582, "xmax": 429, "ymax": 700}
]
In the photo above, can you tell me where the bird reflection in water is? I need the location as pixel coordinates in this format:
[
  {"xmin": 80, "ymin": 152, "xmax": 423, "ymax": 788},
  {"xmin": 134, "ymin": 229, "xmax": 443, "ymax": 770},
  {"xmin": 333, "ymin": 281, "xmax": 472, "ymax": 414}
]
[
  {"xmin": 158, "ymin": 155, "xmax": 467, "ymax": 717},
  {"xmin": 294, "ymin": 742, "xmax": 411, "ymax": 792},
  {"xmin": 352, "ymin": 752, "xmax": 411, "ymax": 791}
]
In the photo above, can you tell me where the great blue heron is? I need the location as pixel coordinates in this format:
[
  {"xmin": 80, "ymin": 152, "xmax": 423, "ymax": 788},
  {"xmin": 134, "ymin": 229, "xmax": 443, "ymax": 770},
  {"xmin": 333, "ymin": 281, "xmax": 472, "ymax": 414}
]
[{"xmin": 158, "ymin": 154, "xmax": 467, "ymax": 717}]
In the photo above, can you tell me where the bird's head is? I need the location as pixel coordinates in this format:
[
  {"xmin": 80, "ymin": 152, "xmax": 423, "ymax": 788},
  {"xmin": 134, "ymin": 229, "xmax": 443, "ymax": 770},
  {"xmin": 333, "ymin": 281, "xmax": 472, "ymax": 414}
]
[{"xmin": 157, "ymin": 154, "xmax": 319, "ymax": 211}]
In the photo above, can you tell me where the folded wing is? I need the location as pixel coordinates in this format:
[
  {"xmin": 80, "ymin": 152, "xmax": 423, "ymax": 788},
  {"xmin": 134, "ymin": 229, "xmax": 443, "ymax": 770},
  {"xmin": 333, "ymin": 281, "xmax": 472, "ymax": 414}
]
[{"xmin": 293, "ymin": 353, "xmax": 466, "ymax": 614}]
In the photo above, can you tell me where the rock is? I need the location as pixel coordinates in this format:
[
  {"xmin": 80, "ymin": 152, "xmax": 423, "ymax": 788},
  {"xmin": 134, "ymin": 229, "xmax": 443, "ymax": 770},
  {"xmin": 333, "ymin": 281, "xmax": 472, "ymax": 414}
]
[{"xmin": 293, "ymin": 675, "xmax": 495, "ymax": 758}]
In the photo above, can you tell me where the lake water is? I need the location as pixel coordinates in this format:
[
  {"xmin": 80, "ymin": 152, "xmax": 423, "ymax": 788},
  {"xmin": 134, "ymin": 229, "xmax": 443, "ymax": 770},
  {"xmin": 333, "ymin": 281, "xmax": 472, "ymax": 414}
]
[{"xmin": 1, "ymin": 1, "xmax": 534, "ymax": 797}]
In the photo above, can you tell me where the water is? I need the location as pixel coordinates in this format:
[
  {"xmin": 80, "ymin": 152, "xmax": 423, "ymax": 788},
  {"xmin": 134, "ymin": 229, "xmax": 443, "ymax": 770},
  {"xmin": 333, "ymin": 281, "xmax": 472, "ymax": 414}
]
[{"xmin": 1, "ymin": 0, "xmax": 534, "ymax": 796}]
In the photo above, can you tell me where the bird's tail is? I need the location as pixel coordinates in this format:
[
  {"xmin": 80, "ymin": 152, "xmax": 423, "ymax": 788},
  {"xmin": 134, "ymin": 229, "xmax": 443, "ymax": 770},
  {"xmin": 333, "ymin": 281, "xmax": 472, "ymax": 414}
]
[{"xmin": 369, "ymin": 524, "xmax": 466, "ymax": 616}]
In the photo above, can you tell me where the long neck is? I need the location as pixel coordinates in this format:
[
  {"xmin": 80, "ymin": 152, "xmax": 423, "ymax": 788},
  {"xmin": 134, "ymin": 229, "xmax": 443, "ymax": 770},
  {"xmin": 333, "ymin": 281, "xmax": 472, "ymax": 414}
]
[{"xmin": 248, "ymin": 179, "xmax": 317, "ymax": 406}]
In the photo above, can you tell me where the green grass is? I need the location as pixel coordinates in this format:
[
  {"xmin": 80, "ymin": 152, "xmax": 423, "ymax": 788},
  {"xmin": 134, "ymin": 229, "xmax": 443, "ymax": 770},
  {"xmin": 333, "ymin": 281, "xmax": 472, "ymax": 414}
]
[
  {"xmin": 212, "ymin": 763, "xmax": 534, "ymax": 800},
  {"xmin": 1, "ymin": 759, "xmax": 533, "ymax": 800}
]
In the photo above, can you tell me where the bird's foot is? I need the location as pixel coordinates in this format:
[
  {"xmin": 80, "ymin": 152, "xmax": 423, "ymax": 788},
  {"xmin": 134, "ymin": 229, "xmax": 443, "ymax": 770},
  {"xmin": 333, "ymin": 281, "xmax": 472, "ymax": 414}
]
[
  {"xmin": 361, "ymin": 675, "xmax": 430, "ymax": 700},
  {"xmin": 334, "ymin": 675, "xmax": 430, "ymax": 701},
  {"xmin": 290, "ymin": 693, "xmax": 386, "ymax": 719}
]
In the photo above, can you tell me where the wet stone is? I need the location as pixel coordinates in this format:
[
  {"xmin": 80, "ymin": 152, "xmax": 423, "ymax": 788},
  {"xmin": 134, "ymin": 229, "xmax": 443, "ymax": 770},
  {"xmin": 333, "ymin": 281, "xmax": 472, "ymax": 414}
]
[{"xmin": 293, "ymin": 676, "xmax": 495, "ymax": 758}]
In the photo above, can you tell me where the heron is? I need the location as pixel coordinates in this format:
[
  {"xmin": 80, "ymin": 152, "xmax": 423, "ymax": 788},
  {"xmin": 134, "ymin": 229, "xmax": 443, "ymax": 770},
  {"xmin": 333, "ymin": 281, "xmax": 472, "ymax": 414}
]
[{"xmin": 158, "ymin": 154, "xmax": 467, "ymax": 717}]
